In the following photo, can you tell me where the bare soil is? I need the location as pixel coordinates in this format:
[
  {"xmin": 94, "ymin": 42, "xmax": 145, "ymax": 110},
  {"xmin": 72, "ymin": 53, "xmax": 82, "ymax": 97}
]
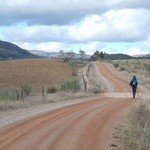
[
  {"xmin": 0, "ymin": 62, "xmax": 148, "ymax": 150},
  {"xmin": 0, "ymin": 59, "xmax": 72, "ymax": 92}
]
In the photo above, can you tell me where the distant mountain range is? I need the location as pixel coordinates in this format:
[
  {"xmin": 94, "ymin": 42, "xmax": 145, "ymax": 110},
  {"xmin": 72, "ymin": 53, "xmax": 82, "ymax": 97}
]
[
  {"xmin": 0, "ymin": 40, "xmax": 149, "ymax": 60},
  {"xmin": 104, "ymin": 53, "xmax": 150, "ymax": 60},
  {"xmin": 133, "ymin": 54, "xmax": 150, "ymax": 58},
  {"xmin": 0, "ymin": 40, "xmax": 38, "ymax": 60},
  {"xmin": 29, "ymin": 50, "xmax": 91, "ymax": 59},
  {"xmin": 104, "ymin": 53, "xmax": 134, "ymax": 60},
  {"xmin": 29, "ymin": 50, "xmax": 59, "ymax": 58},
  {"xmin": 144, "ymin": 54, "xmax": 150, "ymax": 58},
  {"xmin": 30, "ymin": 50, "xmax": 150, "ymax": 60}
]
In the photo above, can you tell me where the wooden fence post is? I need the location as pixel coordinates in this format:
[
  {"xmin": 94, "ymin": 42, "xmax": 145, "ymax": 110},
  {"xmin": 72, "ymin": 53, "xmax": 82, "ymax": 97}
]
[
  {"xmin": 42, "ymin": 87, "xmax": 45, "ymax": 101},
  {"xmin": 82, "ymin": 69, "xmax": 87, "ymax": 92},
  {"xmin": 84, "ymin": 82, "xmax": 87, "ymax": 92},
  {"xmin": 61, "ymin": 85, "xmax": 64, "ymax": 91},
  {"xmin": 20, "ymin": 85, "xmax": 24, "ymax": 102},
  {"xmin": 16, "ymin": 89, "xmax": 19, "ymax": 100}
]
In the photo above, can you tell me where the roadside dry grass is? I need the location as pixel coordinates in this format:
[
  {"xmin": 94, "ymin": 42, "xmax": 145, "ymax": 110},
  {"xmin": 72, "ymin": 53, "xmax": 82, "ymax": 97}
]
[
  {"xmin": 118, "ymin": 101, "xmax": 150, "ymax": 150},
  {"xmin": 0, "ymin": 91, "xmax": 94, "ymax": 112},
  {"xmin": 109, "ymin": 59, "xmax": 150, "ymax": 150},
  {"xmin": 111, "ymin": 59, "xmax": 150, "ymax": 90},
  {"xmin": 81, "ymin": 62, "xmax": 105, "ymax": 93}
]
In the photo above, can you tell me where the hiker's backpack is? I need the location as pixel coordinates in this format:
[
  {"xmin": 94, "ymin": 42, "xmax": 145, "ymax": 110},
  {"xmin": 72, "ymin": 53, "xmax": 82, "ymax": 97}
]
[{"xmin": 132, "ymin": 80, "xmax": 137, "ymax": 87}]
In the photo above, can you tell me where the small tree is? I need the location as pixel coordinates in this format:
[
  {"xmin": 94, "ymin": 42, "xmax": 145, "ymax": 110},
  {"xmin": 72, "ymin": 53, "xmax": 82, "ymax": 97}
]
[
  {"xmin": 58, "ymin": 50, "xmax": 75, "ymax": 62},
  {"xmin": 61, "ymin": 79, "xmax": 80, "ymax": 92},
  {"xmin": 91, "ymin": 51, "xmax": 104, "ymax": 61},
  {"xmin": 79, "ymin": 49, "xmax": 86, "ymax": 63},
  {"xmin": 47, "ymin": 87, "xmax": 57, "ymax": 94},
  {"xmin": 99, "ymin": 51, "xmax": 104, "ymax": 60},
  {"xmin": 69, "ymin": 60, "xmax": 77, "ymax": 76},
  {"xmin": 21, "ymin": 82, "xmax": 31, "ymax": 97},
  {"xmin": 91, "ymin": 51, "xmax": 100, "ymax": 61},
  {"xmin": 65, "ymin": 50, "xmax": 75, "ymax": 62},
  {"xmin": 58, "ymin": 50, "xmax": 66, "ymax": 61}
]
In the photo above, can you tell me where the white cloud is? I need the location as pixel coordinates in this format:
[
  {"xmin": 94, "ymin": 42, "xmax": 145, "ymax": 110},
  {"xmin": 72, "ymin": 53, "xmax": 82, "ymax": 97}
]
[
  {"xmin": 5, "ymin": 8, "xmax": 150, "ymax": 44},
  {"xmin": 125, "ymin": 48, "xmax": 144, "ymax": 56},
  {"xmin": 0, "ymin": 0, "xmax": 107, "ymax": 25},
  {"xmin": 68, "ymin": 15, "xmax": 108, "ymax": 41},
  {"xmin": 0, "ymin": 0, "xmax": 149, "ymax": 26},
  {"xmin": 16, "ymin": 41, "xmax": 74, "ymax": 52},
  {"xmin": 71, "ymin": 8, "xmax": 150, "ymax": 42},
  {"xmin": 1, "ymin": 0, "xmax": 150, "ymax": 55},
  {"xmin": 15, "ymin": 41, "xmax": 105, "ymax": 55},
  {"xmin": 142, "ymin": 38, "xmax": 150, "ymax": 49},
  {"xmin": 4, "ymin": 24, "xmax": 69, "ymax": 43},
  {"xmin": 78, "ymin": 41, "xmax": 106, "ymax": 55},
  {"xmin": 125, "ymin": 47, "xmax": 149, "ymax": 56}
]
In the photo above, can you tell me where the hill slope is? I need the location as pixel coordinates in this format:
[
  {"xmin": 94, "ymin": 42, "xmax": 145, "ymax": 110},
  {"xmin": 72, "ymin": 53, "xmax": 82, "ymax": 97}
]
[
  {"xmin": 0, "ymin": 40, "xmax": 38, "ymax": 60},
  {"xmin": 133, "ymin": 54, "xmax": 150, "ymax": 59},
  {"xmin": 143, "ymin": 53, "xmax": 150, "ymax": 58},
  {"xmin": 104, "ymin": 53, "xmax": 133, "ymax": 60}
]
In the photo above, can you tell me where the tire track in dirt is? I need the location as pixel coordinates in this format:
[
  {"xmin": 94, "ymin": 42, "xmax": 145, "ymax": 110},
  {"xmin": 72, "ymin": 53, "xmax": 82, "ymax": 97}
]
[
  {"xmin": 28, "ymin": 99, "xmax": 114, "ymax": 149},
  {"xmin": 47, "ymin": 99, "xmax": 115, "ymax": 149},
  {"xmin": 0, "ymin": 98, "xmax": 109, "ymax": 149},
  {"xmin": 75, "ymin": 99, "xmax": 134, "ymax": 150},
  {"xmin": 50, "ymin": 99, "xmax": 134, "ymax": 150},
  {"xmin": 0, "ymin": 62, "xmax": 139, "ymax": 150},
  {"xmin": 96, "ymin": 63, "xmax": 130, "ymax": 92}
]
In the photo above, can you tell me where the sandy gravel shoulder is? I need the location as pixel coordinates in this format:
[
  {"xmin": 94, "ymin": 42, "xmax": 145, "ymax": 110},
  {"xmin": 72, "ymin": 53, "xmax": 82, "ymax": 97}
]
[{"xmin": 0, "ymin": 95, "xmax": 101, "ymax": 128}]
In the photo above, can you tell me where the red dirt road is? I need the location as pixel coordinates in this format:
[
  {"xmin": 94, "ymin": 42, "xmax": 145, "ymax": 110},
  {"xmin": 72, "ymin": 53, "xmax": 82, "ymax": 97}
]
[{"xmin": 0, "ymin": 62, "xmax": 141, "ymax": 150}]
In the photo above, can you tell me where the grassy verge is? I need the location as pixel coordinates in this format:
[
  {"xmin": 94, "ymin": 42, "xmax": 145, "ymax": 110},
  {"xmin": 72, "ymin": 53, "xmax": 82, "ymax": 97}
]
[
  {"xmin": 108, "ymin": 59, "xmax": 150, "ymax": 149},
  {"xmin": 0, "ymin": 91, "xmax": 93, "ymax": 112},
  {"xmin": 119, "ymin": 101, "xmax": 150, "ymax": 150},
  {"xmin": 110, "ymin": 59, "xmax": 150, "ymax": 90},
  {"xmin": 0, "ymin": 76, "xmax": 94, "ymax": 112}
]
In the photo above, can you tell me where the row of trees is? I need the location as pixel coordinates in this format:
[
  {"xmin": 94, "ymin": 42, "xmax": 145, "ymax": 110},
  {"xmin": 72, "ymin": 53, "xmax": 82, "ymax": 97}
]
[
  {"xmin": 58, "ymin": 50, "xmax": 86, "ymax": 62},
  {"xmin": 58, "ymin": 49, "xmax": 106, "ymax": 62},
  {"xmin": 58, "ymin": 49, "xmax": 135, "ymax": 61},
  {"xmin": 90, "ymin": 51, "xmax": 104, "ymax": 61}
]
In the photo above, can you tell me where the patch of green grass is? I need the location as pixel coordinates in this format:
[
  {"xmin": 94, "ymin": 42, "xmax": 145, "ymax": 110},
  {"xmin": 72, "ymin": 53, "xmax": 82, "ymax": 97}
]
[
  {"xmin": 0, "ymin": 90, "xmax": 17, "ymax": 102},
  {"xmin": 22, "ymin": 82, "xmax": 32, "ymax": 96},
  {"xmin": 61, "ymin": 78, "xmax": 80, "ymax": 92}
]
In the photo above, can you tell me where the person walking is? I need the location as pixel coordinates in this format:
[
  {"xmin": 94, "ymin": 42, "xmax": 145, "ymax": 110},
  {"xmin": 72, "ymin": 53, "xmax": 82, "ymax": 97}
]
[{"xmin": 130, "ymin": 76, "xmax": 138, "ymax": 98}]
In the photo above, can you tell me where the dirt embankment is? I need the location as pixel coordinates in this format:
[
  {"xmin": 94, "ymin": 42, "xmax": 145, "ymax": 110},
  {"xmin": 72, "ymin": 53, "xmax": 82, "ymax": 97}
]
[{"xmin": 0, "ymin": 62, "xmax": 146, "ymax": 150}]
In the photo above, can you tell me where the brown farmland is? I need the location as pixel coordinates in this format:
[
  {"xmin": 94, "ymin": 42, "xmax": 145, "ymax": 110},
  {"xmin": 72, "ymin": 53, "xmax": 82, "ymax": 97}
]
[{"xmin": 0, "ymin": 59, "xmax": 72, "ymax": 92}]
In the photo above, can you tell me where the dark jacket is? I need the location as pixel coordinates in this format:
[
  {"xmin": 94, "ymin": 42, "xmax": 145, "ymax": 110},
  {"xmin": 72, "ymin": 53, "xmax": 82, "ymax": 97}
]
[{"xmin": 130, "ymin": 78, "xmax": 138, "ymax": 87}]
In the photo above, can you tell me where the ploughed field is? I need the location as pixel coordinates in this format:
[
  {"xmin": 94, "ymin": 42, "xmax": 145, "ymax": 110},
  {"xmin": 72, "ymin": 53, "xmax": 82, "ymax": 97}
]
[{"xmin": 0, "ymin": 59, "xmax": 72, "ymax": 91}]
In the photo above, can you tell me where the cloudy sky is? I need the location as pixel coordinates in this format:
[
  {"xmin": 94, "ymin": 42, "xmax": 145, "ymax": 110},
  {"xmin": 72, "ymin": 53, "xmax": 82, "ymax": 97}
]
[{"xmin": 0, "ymin": 0, "xmax": 150, "ymax": 55}]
